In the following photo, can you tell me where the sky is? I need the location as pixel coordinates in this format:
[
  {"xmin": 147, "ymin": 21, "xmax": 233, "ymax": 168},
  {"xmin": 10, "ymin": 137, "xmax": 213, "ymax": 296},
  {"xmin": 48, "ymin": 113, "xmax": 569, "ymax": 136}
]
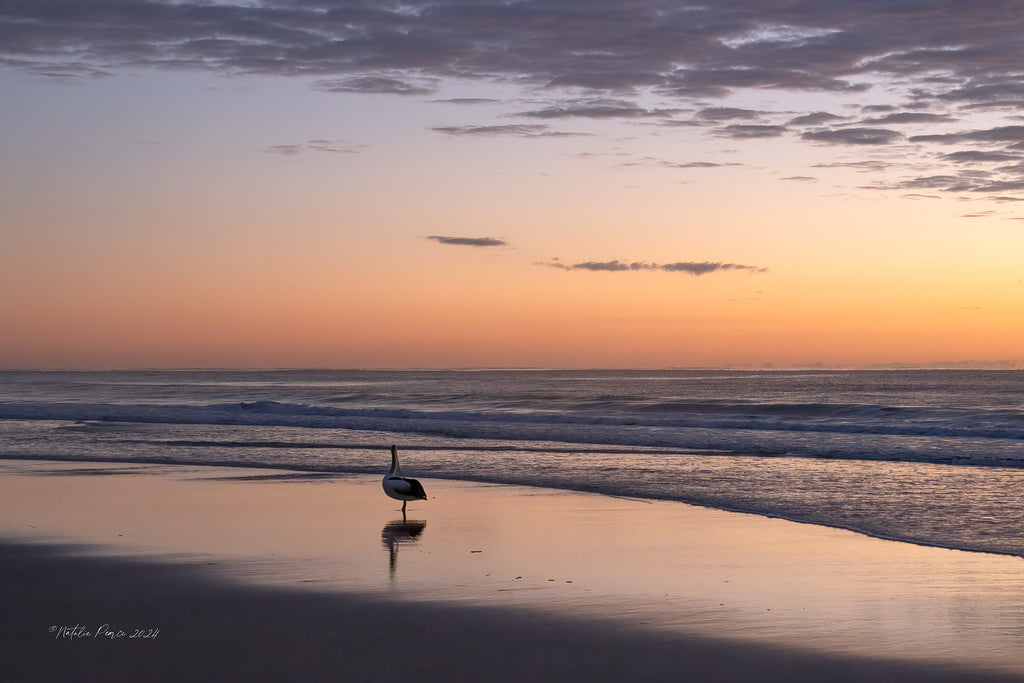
[{"xmin": 2, "ymin": 0, "xmax": 1024, "ymax": 369}]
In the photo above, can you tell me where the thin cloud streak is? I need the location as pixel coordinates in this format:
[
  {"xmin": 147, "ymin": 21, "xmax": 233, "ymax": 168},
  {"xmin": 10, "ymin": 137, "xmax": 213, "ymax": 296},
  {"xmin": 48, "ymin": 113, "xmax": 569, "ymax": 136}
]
[
  {"xmin": 263, "ymin": 140, "xmax": 363, "ymax": 155},
  {"xmin": 431, "ymin": 124, "xmax": 577, "ymax": 138},
  {"xmin": 541, "ymin": 259, "xmax": 767, "ymax": 275},
  {"xmin": 427, "ymin": 236, "xmax": 509, "ymax": 247}
]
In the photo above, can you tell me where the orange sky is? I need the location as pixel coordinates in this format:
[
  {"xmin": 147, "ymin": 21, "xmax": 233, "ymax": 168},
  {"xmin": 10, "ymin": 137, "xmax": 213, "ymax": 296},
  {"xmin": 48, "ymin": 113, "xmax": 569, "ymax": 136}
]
[{"xmin": 2, "ymin": 3, "xmax": 1023, "ymax": 369}]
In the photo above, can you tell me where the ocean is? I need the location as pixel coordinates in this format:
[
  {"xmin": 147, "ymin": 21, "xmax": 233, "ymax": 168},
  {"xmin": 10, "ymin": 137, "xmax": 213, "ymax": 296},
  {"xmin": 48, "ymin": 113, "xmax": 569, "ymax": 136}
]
[{"xmin": 1, "ymin": 369, "xmax": 1022, "ymax": 557}]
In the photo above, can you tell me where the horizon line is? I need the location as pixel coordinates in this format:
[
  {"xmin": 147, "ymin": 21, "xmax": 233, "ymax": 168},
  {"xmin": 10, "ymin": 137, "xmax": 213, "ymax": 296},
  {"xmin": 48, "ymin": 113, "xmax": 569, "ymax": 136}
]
[{"xmin": 2, "ymin": 362, "xmax": 1023, "ymax": 372}]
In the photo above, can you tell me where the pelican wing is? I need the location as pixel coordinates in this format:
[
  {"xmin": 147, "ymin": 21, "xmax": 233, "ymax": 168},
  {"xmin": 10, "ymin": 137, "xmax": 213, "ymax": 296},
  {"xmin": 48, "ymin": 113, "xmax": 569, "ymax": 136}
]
[
  {"xmin": 387, "ymin": 475, "xmax": 427, "ymax": 500},
  {"xmin": 403, "ymin": 476, "xmax": 427, "ymax": 500}
]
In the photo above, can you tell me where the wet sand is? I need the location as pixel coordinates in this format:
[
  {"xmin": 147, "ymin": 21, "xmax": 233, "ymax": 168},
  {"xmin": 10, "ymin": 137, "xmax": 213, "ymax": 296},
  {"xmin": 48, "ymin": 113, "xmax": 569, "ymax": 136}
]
[{"xmin": 2, "ymin": 459, "xmax": 1023, "ymax": 682}]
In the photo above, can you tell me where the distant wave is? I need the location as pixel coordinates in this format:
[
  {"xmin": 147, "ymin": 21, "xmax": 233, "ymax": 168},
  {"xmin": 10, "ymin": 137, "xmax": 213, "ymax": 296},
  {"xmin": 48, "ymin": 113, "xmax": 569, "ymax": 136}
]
[
  {"xmin": 2, "ymin": 399, "xmax": 1023, "ymax": 468},
  {"xmin": 2, "ymin": 398, "xmax": 1023, "ymax": 438}
]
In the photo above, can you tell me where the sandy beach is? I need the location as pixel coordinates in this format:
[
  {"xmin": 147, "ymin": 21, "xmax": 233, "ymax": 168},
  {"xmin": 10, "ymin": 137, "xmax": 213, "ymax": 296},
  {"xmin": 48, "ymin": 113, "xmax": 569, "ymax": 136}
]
[{"xmin": 2, "ymin": 459, "xmax": 1023, "ymax": 682}]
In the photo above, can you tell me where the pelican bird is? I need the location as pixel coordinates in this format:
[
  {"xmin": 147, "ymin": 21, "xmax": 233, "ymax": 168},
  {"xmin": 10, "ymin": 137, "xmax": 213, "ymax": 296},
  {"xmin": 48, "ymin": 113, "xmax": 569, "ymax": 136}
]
[{"xmin": 382, "ymin": 445, "xmax": 427, "ymax": 517}]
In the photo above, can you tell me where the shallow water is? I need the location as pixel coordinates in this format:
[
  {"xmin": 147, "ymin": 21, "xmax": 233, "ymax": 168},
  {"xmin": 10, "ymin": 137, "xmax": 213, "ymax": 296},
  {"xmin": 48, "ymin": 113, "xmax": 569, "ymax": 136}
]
[
  {"xmin": 1, "ymin": 369, "xmax": 1022, "ymax": 556},
  {"xmin": 3, "ymin": 461, "xmax": 1024, "ymax": 675}
]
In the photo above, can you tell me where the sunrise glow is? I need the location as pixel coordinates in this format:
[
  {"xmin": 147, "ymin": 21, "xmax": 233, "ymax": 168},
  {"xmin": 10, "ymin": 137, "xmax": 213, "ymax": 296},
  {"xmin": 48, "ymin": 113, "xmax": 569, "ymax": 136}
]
[{"xmin": 3, "ymin": 2, "xmax": 1023, "ymax": 369}]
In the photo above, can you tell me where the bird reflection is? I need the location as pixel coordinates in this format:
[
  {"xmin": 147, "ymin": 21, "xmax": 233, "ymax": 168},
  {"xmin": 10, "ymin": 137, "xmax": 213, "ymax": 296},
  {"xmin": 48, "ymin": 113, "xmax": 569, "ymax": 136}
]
[{"xmin": 381, "ymin": 519, "xmax": 426, "ymax": 578}]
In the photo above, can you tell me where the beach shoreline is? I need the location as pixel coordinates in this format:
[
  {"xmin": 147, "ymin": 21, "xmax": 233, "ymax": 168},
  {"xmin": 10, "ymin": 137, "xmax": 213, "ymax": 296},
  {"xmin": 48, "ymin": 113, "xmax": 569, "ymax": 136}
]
[{"xmin": 3, "ymin": 459, "xmax": 1023, "ymax": 681}]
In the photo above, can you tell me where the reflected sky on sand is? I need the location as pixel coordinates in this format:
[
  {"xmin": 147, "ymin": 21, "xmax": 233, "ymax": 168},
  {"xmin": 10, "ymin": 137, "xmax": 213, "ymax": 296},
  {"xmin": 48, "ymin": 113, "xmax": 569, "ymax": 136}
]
[{"xmin": 2, "ymin": 459, "xmax": 1024, "ymax": 675}]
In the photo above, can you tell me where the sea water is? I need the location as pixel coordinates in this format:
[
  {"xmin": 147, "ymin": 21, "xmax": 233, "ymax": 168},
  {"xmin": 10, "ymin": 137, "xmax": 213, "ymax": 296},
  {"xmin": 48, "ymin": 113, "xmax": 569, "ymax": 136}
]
[{"xmin": 1, "ymin": 369, "xmax": 1022, "ymax": 556}]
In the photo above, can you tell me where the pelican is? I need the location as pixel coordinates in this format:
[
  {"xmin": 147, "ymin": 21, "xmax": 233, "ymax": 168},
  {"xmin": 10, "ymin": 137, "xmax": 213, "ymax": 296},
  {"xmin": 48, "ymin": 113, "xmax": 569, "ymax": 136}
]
[{"xmin": 382, "ymin": 445, "xmax": 427, "ymax": 516}]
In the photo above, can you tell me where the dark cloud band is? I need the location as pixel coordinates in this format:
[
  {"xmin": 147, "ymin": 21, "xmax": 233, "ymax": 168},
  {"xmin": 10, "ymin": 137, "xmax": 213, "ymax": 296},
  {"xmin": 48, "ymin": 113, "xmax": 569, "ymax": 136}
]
[
  {"xmin": 6, "ymin": 1, "xmax": 1024, "ymax": 206},
  {"xmin": 4, "ymin": 1, "xmax": 1022, "ymax": 106}
]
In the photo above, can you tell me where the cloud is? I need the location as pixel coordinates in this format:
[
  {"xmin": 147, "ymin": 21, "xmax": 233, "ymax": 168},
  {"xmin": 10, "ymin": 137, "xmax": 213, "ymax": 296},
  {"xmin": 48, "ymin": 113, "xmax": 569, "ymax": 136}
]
[
  {"xmin": 802, "ymin": 128, "xmax": 904, "ymax": 145},
  {"xmin": 13, "ymin": 61, "xmax": 113, "ymax": 80},
  {"xmin": 314, "ymin": 76, "xmax": 436, "ymax": 95},
  {"xmin": 696, "ymin": 107, "xmax": 765, "ymax": 122},
  {"xmin": 970, "ymin": 180, "xmax": 1024, "ymax": 193},
  {"xmin": 864, "ymin": 168, "xmax": 1024, "ymax": 195},
  {"xmin": 427, "ymin": 236, "xmax": 508, "ymax": 247},
  {"xmin": 518, "ymin": 99, "xmax": 679, "ymax": 119},
  {"xmin": 788, "ymin": 112, "xmax": 845, "ymax": 126},
  {"xmin": 263, "ymin": 140, "xmax": 363, "ymax": 155},
  {"xmin": 938, "ymin": 82, "xmax": 1024, "ymax": 106},
  {"xmin": 551, "ymin": 260, "xmax": 642, "ymax": 272},
  {"xmin": 615, "ymin": 156, "xmax": 745, "ymax": 171},
  {"xmin": 910, "ymin": 125, "xmax": 1024, "ymax": 145},
  {"xmin": 541, "ymin": 259, "xmax": 766, "ymax": 275},
  {"xmin": 718, "ymin": 124, "xmax": 787, "ymax": 139},
  {"xmin": 668, "ymin": 161, "xmax": 743, "ymax": 169},
  {"xmin": 431, "ymin": 124, "xmax": 573, "ymax": 138},
  {"xmin": 998, "ymin": 162, "xmax": 1024, "ymax": 174},
  {"xmin": 882, "ymin": 175, "xmax": 979, "ymax": 193},
  {"xmin": 6, "ymin": 1, "xmax": 1022, "ymax": 114},
  {"xmin": 430, "ymin": 98, "xmax": 501, "ymax": 105},
  {"xmin": 896, "ymin": 175, "xmax": 964, "ymax": 189},
  {"xmin": 813, "ymin": 160, "xmax": 893, "ymax": 173},
  {"xmin": 7, "ymin": 1, "xmax": 1024, "ymax": 201},
  {"xmin": 942, "ymin": 150, "xmax": 1021, "ymax": 163},
  {"xmin": 860, "ymin": 112, "xmax": 958, "ymax": 125},
  {"xmin": 264, "ymin": 144, "xmax": 302, "ymax": 156},
  {"xmin": 661, "ymin": 261, "xmax": 768, "ymax": 275},
  {"xmin": 658, "ymin": 67, "xmax": 865, "ymax": 99}
]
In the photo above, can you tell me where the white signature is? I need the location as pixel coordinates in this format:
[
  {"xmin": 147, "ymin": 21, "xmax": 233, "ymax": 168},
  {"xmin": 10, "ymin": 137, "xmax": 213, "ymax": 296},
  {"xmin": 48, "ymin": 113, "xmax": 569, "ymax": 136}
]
[{"xmin": 50, "ymin": 624, "xmax": 160, "ymax": 640}]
